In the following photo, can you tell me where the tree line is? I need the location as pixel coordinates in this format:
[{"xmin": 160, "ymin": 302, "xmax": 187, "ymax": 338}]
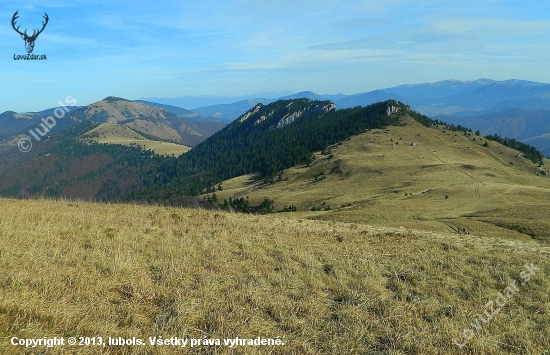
[{"xmin": 131, "ymin": 99, "xmax": 400, "ymax": 200}]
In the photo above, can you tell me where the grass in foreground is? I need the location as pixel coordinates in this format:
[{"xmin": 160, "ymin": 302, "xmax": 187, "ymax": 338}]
[{"xmin": 0, "ymin": 198, "xmax": 548, "ymax": 354}]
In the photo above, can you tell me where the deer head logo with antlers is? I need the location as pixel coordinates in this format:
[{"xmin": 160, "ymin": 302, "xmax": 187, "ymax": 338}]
[{"xmin": 12, "ymin": 11, "xmax": 49, "ymax": 54}]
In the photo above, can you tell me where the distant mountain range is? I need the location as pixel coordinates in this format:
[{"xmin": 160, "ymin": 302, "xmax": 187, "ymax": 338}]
[
  {"xmin": 134, "ymin": 100, "xmax": 217, "ymax": 122},
  {"xmin": 170, "ymin": 79, "xmax": 550, "ymax": 119},
  {"xmin": 139, "ymin": 91, "xmax": 293, "ymax": 110},
  {"xmin": 2, "ymin": 78, "xmax": 550, "ymax": 156},
  {"xmin": 141, "ymin": 91, "xmax": 348, "ymax": 123},
  {"xmin": 378, "ymin": 79, "xmax": 550, "ymax": 116}
]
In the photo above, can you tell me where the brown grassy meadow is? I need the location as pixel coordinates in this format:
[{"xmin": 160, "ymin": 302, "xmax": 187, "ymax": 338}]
[
  {"xmin": 81, "ymin": 122, "xmax": 191, "ymax": 157},
  {"xmin": 216, "ymin": 116, "xmax": 550, "ymax": 242},
  {"xmin": 0, "ymin": 198, "xmax": 548, "ymax": 354}
]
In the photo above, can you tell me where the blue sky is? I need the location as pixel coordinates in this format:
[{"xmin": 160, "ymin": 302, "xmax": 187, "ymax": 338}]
[{"xmin": 1, "ymin": 0, "xmax": 550, "ymax": 112}]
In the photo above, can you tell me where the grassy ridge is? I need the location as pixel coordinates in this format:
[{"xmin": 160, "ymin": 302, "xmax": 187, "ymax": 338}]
[
  {"xmin": 81, "ymin": 122, "xmax": 191, "ymax": 157},
  {"xmin": 135, "ymin": 100, "xmax": 400, "ymax": 198},
  {"xmin": 0, "ymin": 198, "xmax": 548, "ymax": 354},
  {"xmin": 215, "ymin": 115, "xmax": 550, "ymax": 242}
]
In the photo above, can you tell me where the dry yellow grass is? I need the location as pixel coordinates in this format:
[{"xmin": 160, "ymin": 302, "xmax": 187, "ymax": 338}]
[
  {"xmin": 82, "ymin": 100, "xmax": 173, "ymax": 124},
  {"xmin": 215, "ymin": 116, "xmax": 550, "ymax": 242},
  {"xmin": 0, "ymin": 198, "xmax": 548, "ymax": 354},
  {"xmin": 81, "ymin": 122, "xmax": 191, "ymax": 157}
]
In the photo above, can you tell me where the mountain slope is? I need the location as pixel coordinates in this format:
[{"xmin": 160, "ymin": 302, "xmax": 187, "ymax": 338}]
[
  {"xmin": 0, "ymin": 98, "xmax": 220, "ymax": 149},
  {"xmin": 2, "ymin": 97, "xmax": 548, "ymax": 227},
  {"xmin": 524, "ymin": 133, "xmax": 550, "ymax": 159},
  {"xmin": 0, "ymin": 120, "xmax": 185, "ymax": 201},
  {"xmin": 64, "ymin": 97, "xmax": 223, "ymax": 147},
  {"xmin": 80, "ymin": 122, "xmax": 191, "ymax": 157},
  {"xmin": 434, "ymin": 108, "xmax": 550, "ymax": 157},
  {"xmin": 329, "ymin": 79, "xmax": 550, "ymax": 156},
  {"xmin": 139, "ymin": 91, "xmax": 292, "ymax": 110},
  {"xmin": 214, "ymin": 113, "xmax": 550, "ymax": 241},
  {"xmin": 184, "ymin": 79, "xmax": 550, "ymax": 126},
  {"xmin": 428, "ymin": 82, "xmax": 550, "ymax": 115},
  {"xmin": 0, "ymin": 111, "xmax": 39, "ymax": 138},
  {"xmin": 335, "ymin": 90, "xmax": 407, "ymax": 109},
  {"xmin": 1, "ymin": 98, "xmax": 399, "ymax": 201},
  {"xmin": 278, "ymin": 91, "xmax": 326, "ymax": 101},
  {"xmin": 0, "ymin": 106, "xmax": 80, "ymax": 138},
  {"xmin": 133, "ymin": 99, "xmax": 401, "ymax": 198}
]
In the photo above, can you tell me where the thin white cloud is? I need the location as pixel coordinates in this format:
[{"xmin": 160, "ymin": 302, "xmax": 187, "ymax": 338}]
[
  {"xmin": 2, "ymin": 0, "xmax": 550, "ymax": 111},
  {"xmin": 221, "ymin": 62, "xmax": 286, "ymax": 70}
]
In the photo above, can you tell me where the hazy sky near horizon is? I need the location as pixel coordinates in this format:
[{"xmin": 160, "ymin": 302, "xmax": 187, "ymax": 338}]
[{"xmin": 1, "ymin": 0, "xmax": 549, "ymax": 111}]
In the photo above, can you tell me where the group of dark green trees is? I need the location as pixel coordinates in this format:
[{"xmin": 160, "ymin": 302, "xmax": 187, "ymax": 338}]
[
  {"xmin": 2, "ymin": 99, "xmax": 545, "ymax": 210},
  {"xmin": 132, "ymin": 99, "xmax": 401, "ymax": 200},
  {"xmin": 205, "ymin": 194, "xmax": 274, "ymax": 214},
  {"xmin": 484, "ymin": 134, "xmax": 543, "ymax": 164}
]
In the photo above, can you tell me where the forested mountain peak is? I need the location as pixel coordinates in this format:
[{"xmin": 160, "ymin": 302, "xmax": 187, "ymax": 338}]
[
  {"xmin": 132, "ymin": 99, "xmax": 401, "ymax": 198},
  {"xmin": 231, "ymin": 99, "xmax": 336, "ymax": 131}
]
